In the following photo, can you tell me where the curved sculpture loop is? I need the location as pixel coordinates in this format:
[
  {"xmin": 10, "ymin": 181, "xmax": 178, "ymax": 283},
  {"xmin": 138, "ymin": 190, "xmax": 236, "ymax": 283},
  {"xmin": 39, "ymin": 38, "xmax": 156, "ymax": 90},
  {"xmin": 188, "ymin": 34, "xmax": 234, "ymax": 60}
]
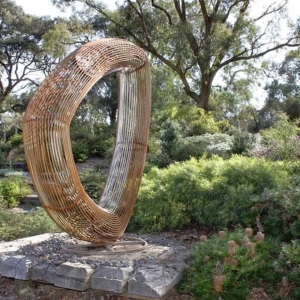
[{"xmin": 23, "ymin": 39, "xmax": 151, "ymax": 245}]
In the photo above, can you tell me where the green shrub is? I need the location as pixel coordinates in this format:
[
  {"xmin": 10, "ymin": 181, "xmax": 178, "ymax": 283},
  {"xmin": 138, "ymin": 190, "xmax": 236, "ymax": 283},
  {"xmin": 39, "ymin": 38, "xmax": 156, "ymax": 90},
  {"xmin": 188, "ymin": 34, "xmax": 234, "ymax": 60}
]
[
  {"xmin": 178, "ymin": 229, "xmax": 290, "ymax": 300},
  {"xmin": 160, "ymin": 118, "xmax": 181, "ymax": 158},
  {"xmin": 0, "ymin": 208, "xmax": 59, "ymax": 241},
  {"xmin": 7, "ymin": 133, "xmax": 23, "ymax": 148},
  {"xmin": 230, "ymin": 129, "xmax": 256, "ymax": 154},
  {"xmin": 173, "ymin": 133, "xmax": 233, "ymax": 161},
  {"xmin": 90, "ymin": 136, "xmax": 115, "ymax": 158},
  {"xmin": 79, "ymin": 168, "xmax": 107, "ymax": 203},
  {"xmin": 172, "ymin": 106, "xmax": 221, "ymax": 136},
  {"xmin": 72, "ymin": 141, "xmax": 90, "ymax": 162},
  {"xmin": 0, "ymin": 141, "xmax": 10, "ymax": 167},
  {"xmin": 254, "ymin": 113, "xmax": 300, "ymax": 161},
  {"xmin": 0, "ymin": 176, "xmax": 32, "ymax": 208},
  {"xmin": 129, "ymin": 156, "xmax": 294, "ymax": 234}
]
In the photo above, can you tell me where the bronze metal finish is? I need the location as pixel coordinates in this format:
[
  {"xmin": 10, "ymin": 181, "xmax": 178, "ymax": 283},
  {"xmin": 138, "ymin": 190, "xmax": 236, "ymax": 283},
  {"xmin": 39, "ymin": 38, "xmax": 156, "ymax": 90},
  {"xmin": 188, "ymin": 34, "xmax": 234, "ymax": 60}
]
[{"xmin": 23, "ymin": 39, "xmax": 151, "ymax": 245}]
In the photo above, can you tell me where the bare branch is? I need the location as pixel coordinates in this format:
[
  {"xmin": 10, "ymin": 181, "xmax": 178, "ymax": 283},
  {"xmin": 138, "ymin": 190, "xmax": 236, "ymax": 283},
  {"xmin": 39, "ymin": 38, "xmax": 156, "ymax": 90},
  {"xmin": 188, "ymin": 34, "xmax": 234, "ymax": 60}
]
[
  {"xmin": 151, "ymin": 0, "xmax": 173, "ymax": 25},
  {"xmin": 254, "ymin": 0, "xmax": 288, "ymax": 22},
  {"xmin": 219, "ymin": 40, "xmax": 300, "ymax": 69}
]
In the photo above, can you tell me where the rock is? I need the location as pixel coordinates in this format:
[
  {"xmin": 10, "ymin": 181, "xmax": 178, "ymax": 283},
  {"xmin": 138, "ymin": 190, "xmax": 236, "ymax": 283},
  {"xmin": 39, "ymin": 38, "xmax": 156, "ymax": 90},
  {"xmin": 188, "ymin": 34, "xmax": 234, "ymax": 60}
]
[
  {"xmin": 31, "ymin": 262, "xmax": 58, "ymax": 284},
  {"xmin": 55, "ymin": 262, "xmax": 94, "ymax": 291},
  {"xmin": 128, "ymin": 262, "xmax": 186, "ymax": 298},
  {"xmin": 0, "ymin": 255, "xmax": 9, "ymax": 276},
  {"xmin": 1, "ymin": 255, "xmax": 32, "ymax": 280},
  {"xmin": 91, "ymin": 266, "xmax": 133, "ymax": 293}
]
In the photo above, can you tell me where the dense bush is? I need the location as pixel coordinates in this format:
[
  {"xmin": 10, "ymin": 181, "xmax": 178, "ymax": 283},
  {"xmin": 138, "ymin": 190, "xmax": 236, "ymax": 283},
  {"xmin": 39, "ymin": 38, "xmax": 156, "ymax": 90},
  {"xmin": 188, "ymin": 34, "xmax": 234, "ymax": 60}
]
[
  {"xmin": 160, "ymin": 118, "xmax": 181, "ymax": 158},
  {"xmin": 173, "ymin": 133, "xmax": 233, "ymax": 161},
  {"xmin": 79, "ymin": 167, "xmax": 107, "ymax": 203},
  {"xmin": 172, "ymin": 106, "xmax": 223, "ymax": 136},
  {"xmin": 179, "ymin": 229, "xmax": 300, "ymax": 299},
  {"xmin": 7, "ymin": 133, "xmax": 23, "ymax": 148},
  {"xmin": 129, "ymin": 156, "xmax": 297, "ymax": 237},
  {"xmin": 0, "ymin": 176, "xmax": 32, "ymax": 208},
  {"xmin": 252, "ymin": 114, "xmax": 300, "ymax": 161},
  {"xmin": 71, "ymin": 122, "xmax": 115, "ymax": 162},
  {"xmin": 0, "ymin": 208, "xmax": 59, "ymax": 241},
  {"xmin": 0, "ymin": 141, "xmax": 10, "ymax": 167},
  {"xmin": 230, "ymin": 129, "xmax": 256, "ymax": 154}
]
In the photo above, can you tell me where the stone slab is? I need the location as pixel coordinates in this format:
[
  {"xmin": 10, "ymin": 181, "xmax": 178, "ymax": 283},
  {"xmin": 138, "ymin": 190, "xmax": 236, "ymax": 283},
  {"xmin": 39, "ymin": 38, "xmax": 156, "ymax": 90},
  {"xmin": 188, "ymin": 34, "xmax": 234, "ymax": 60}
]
[
  {"xmin": 32, "ymin": 262, "xmax": 57, "ymax": 284},
  {"xmin": 93, "ymin": 265, "xmax": 133, "ymax": 280},
  {"xmin": 128, "ymin": 262, "xmax": 186, "ymax": 298},
  {"xmin": 91, "ymin": 266, "xmax": 133, "ymax": 293},
  {"xmin": 1, "ymin": 255, "xmax": 32, "ymax": 280},
  {"xmin": 0, "ymin": 233, "xmax": 68, "ymax": 253},
  {"xmin": 55, "ymin": 262, "xmax": 94, "ymax": 291}
]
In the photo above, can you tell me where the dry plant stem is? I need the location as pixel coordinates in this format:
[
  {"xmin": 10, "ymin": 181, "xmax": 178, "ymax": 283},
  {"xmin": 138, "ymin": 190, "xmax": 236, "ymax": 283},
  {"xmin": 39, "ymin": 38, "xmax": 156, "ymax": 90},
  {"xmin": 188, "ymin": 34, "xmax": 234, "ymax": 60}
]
[{"xmin": 23, "ymin": 39, "xmax": 151, "ymax": 245}]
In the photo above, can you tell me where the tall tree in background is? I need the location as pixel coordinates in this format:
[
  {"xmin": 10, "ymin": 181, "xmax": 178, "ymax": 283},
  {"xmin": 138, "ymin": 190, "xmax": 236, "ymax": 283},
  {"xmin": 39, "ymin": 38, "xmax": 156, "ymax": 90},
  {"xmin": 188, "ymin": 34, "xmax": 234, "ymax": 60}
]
[
  {"xmin": 0, "ymin": 0, "xmax": 60, "ymax": 111},
  {"xmin": 263, "ymin": 49, "xmax": 300, "ymax": 120},
  {"xmin": 53, "ymin": 0, "xmax": 300, "ymax": 110}
]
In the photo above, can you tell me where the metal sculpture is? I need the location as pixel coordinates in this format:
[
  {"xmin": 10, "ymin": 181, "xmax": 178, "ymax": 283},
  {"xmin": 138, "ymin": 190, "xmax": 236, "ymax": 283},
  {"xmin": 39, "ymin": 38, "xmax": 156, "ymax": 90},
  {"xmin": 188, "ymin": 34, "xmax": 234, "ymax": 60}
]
[{"xmin": 23, "ymin": 39, "xmax": 151, "ymax": 245}]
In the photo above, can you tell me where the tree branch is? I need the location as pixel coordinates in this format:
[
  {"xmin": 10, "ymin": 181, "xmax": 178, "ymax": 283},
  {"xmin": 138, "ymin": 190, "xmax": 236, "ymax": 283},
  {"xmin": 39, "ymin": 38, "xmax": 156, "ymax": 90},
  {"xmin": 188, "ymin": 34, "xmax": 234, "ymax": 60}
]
[
  {"xmin": 219, "ymin": 40, "xmax": 300, "ymax": 69},
  {"xmin": 254, "ymin": 0, "xmax": 288, "ymax": 22},
  {"xmin": 151, "ymin": 0, "xmax": 172, "ymax": 25}
]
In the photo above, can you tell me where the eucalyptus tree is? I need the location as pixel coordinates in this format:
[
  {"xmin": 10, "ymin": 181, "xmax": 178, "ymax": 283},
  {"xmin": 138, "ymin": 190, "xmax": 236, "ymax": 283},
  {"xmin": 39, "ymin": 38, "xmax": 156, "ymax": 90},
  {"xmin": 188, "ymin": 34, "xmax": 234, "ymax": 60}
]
[
  {"xmin": 0, "ymin": 0, "xmax": 59, "ymax": 110},
  {"xmin": 53, "ymin": 0, "xmax": 300, "ymax": 111}
]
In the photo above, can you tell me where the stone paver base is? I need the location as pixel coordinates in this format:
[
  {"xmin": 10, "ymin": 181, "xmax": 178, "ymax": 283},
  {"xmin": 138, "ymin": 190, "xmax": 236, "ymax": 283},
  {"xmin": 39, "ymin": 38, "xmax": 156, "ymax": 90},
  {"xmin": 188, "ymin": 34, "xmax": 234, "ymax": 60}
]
[{"xmin": 0, "ymin": 233, "xmax": 189, "ymax": 299}]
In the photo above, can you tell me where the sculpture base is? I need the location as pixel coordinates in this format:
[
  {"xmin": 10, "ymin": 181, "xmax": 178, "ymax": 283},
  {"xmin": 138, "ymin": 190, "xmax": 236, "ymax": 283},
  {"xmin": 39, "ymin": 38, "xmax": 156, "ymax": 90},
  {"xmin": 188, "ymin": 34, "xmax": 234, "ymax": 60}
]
[
  {"xmin": 62, "ymin": 236, "xmax": 147, "ymax": 255},
  {"xmin": 0, "ymin": 233, "xmax": 189, "ymax": 299}
]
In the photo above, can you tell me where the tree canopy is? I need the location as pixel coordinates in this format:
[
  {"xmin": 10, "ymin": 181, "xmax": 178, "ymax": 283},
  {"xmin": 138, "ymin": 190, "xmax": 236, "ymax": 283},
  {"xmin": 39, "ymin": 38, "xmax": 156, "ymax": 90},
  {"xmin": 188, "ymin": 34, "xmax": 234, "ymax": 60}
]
[
  {"xmin": 0, "ymin": 0, "xmax": 59, "ymax": 110},
  {"xmin": 53, "ymin": 0, "xmax": 300, "ymax": 110}
]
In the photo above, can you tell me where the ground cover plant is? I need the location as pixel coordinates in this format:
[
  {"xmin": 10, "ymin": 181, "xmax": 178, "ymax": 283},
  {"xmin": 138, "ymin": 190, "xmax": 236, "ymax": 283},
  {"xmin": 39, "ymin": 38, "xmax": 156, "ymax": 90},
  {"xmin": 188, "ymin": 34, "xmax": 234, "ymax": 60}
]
[
  {"xmin": 178, "ymin": 228, "xmax": 300, "ymax": 299},
  {"xmin": 0, "ymin": 172, "xmax": 59, "ymax": 241}
]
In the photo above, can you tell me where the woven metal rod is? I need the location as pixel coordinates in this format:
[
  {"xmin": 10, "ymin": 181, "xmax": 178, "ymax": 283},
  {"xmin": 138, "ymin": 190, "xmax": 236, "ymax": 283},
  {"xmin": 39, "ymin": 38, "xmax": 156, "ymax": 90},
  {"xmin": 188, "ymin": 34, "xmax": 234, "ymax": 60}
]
[{"xmin": 23, "ymin": 39, "xmax": 151, "ymax": 245}]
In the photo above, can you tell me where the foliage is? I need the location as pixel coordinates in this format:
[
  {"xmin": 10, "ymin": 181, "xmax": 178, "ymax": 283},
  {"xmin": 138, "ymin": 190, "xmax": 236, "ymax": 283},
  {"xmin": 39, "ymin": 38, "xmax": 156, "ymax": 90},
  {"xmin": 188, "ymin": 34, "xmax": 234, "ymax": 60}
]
[
  {"xmin": 0, "ymin": 141, "xmax": 10, "ymax": 167},
  {"xmin": 129, "ymin": 156, "xmax": 295, "ymax": 234},
  {"xmin": 252, "ymin": 114, "xmax": 300, "ymax": 161},
  {"xmin": 173, "ymin": 133, "xmax": 233, "ymax": 161},
  {"xmin": 178, "ymin": 229, "xmax": 300, "ymax": 300},
  {"xmin": 230, "ymin": 129, "xmax": 256, "ymax": 155},
  {"xmin": 7, "ymin": 133, "xmax": 23, "ymax": 148},
  {"xmin": 160, "ymin": 118, "xmax": 181, "ymax": 158},
  {"xmin": 0, "ymin": 0, "xmax": 58, "ymax": 107},
  {"xmin": 144, "ymin": 136, "xmax": 171, "ymax": 172},
  {"xmin": 56, "ymin": 0, "xmax": 300, "ymax": 110},
  {"xmin": 71, "ymin": 121, "xmax": 115, "ymax": 162},
  {"xmin": 0, "ymin": 208, "xmax": 59, "ymax": 241},
  {"xmin": 0, "ymin": 176, "xmax": 32, "ymax": 208},
  {"xmin": 172, "ymin": 106, "xmax": 221, "ymax": 136},
  {"xmin": 79, "ymin": 167, "xmax": 107, "ymax": 203}
]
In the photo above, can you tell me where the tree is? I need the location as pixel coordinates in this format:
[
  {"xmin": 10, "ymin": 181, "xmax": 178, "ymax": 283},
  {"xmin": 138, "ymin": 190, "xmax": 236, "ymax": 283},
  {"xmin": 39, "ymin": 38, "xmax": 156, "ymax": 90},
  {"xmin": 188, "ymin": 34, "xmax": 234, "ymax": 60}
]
[
  {"xmin": 0, "ymin": 0, "xmax": 62, "ymax": 111},
  {"xmin": 53, "ymin": 0, "xmax": 300, "ymax": 111},
  {"xmin": 262, "ymin": 49, "xmax": 300, "ymax": 120}
]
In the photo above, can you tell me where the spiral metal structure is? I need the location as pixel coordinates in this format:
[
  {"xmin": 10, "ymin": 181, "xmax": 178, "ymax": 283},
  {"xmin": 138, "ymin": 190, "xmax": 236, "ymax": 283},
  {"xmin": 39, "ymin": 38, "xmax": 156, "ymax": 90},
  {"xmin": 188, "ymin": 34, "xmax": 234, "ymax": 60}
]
[{"xmin": 23, "ymin": 39, "xmax": 151, "ymax": 245}]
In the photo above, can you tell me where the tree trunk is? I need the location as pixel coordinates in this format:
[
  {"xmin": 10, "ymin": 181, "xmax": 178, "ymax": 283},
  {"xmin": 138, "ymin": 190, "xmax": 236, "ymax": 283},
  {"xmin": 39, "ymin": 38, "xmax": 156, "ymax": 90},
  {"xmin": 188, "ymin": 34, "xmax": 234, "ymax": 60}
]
[{"xmin": 197, "ymin": 73, "xmax": 216, "ymax": 111}]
